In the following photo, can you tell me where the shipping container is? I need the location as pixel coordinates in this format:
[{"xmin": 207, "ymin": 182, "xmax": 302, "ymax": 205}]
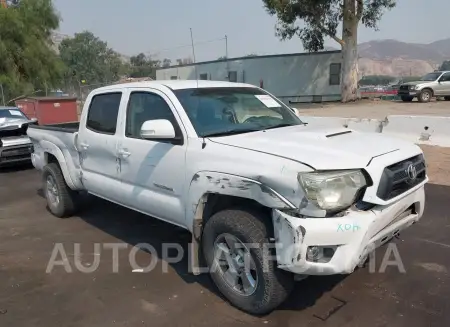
[{"xmin": 15, "ymin": 96, "xmax": 78, "ymax": 125}]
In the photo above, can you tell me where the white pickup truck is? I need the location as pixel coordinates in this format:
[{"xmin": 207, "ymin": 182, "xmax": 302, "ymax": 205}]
[{"xmin": 28, "ymin": 80, "xmax": 427, "ymax": 314}]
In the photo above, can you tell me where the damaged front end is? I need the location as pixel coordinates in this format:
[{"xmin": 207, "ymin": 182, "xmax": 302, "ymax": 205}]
[{"xmin": 0, "ymin": 117, "xmax": 36, "ymax": 166}]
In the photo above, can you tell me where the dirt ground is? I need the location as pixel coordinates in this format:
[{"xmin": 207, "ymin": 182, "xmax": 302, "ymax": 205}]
[
  {"xmin": 420, "ymin": 145, "xmax": 450, "ymax": 186},
  {"xmin": 295, "ymin": 99, "xmax": 450, "ymax": 119}
]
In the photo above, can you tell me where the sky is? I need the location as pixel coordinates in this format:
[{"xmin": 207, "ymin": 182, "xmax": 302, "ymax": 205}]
[{"xmin": 53, "ymin": 0, "xmax": 450, "ymax": 62}]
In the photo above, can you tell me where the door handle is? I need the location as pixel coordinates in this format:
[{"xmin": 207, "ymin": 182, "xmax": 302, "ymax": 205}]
[
  {"xmin": 80, "ymin": 143, "xmax": 89, "ymax": 149},
  {"xmin": 118, "ymin": 149, "xmax": 131, "ymax": 158}
]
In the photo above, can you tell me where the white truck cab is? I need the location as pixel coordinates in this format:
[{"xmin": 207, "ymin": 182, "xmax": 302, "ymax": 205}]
[{"xmin": 28, "ymin": 81, "xmax": 427, "ymax": 314}]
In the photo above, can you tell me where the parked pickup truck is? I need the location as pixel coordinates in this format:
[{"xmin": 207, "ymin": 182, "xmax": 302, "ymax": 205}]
[
  {"xmin": 0, "ymin": 106, "xmax": 36, "ymax": 167},
  {"xmin": 28, "ymin": 80, "xmax": 427, "ymax": 314},
  {"xmin": 398, "ymin": 70, "xmax": 450, "ymax": 102}
]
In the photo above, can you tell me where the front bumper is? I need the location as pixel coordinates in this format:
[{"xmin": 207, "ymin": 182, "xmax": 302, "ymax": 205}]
[
  {"xmin": 0, "ymin": 144, "xmax": 33, "ymax": 166},
  {"xmin": 398, "ymin": 89, "xmax": 418, "ymax": 97},
  {"xmin": 272, "ymin": 185, "xmax": 425, "ymax": 275}
]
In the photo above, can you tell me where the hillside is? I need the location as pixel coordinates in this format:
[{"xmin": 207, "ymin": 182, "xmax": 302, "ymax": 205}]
[
  {"xmin": 358, "ymin": 38, "xmax": 450, "ymax": 62},
  {"xmin": 329, "ymin": 38, "xmax": 450, "ymax": 77}
]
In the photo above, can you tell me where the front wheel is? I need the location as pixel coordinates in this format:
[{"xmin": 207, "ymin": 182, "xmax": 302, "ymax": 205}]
[
  {"xmin": 42, "ymin": 163, "xmax": 78, "ymax": 218},
  {"xmin": 202, "ymin": 208, "xmax": 294, "ymax": 315},
  {"xmin": 444, "ymin": 96, "xmax": 450, "ymax": 101},
  {"xmin": 418, "ymin": 89, "xmax": 432, "ymax": 103}
]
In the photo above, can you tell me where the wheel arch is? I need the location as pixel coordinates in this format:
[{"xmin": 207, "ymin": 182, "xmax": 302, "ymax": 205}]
[
  {"xmin": 421, "ymin": 87, "xmax": 434, "ymax": 96},
  {"xmin": 40, "ymin": 140, "xmax": 77, "ymax": 190},
  {"xmin": 187, "ymin": 171, "xmax": 295, "ymax": 239}
]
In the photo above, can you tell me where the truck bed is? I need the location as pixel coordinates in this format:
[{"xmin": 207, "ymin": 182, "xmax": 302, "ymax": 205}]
[
  {"xmin": 28, "ymin": 122, "xmax": 79, "ymax": 133},
  {"xmin": 27, "ymin": 121, "xmax": 84, "ymax": 190}
]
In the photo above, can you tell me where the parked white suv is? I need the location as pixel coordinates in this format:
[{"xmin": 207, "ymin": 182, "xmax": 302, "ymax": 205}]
[
  {"xmin": 398, "ymin": 71, "xmax": 450, "ymax": 102},
  {"xmin": 28, "ymin": 81, "xmax": 427, "ymax": 314}
]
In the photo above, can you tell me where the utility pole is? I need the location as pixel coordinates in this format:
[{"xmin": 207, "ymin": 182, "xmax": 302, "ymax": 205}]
[
  {"xmin": 190, "ymin": 28, "xmax": 198, "ymax": 81},
  {"xmin": 225, "ymin": 35, "xmax": 228, "ymax": 59},
  {"xmin": 225, "ymin": 35, "xmax": 229, "ymax": 80}
]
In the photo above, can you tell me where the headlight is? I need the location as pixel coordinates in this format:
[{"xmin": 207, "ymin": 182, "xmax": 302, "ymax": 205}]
[{"xmin": 297, "ymin": 170, "xmax": 367, "ymax": 211}]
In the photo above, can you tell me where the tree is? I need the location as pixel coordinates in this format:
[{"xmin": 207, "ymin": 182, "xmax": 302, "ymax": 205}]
[
  {"xmin": 128, "ymin": 53, "xmax": 161, "ymax": 79},
  {"xmin": 440, "ymin": 61, "xmax": 450, "ymax": 71},
  {"xmin": 175, "ymin": 57, "xmax": 194, "ymax": 66},
  {"xmin": 162, "ymin": 58, "xmax": 172, "ymax": 68},
  {"xmin": 263, "ymin": 0, "xmax": 396, "ymax": 102},
  {"xmin": 59, "ymin": 31, "xmax": 124, "ymax": 85},
  {"xmin": 359, "ymin": 75, "xmax": 395, "ymax": 86},
  {"xmin": 0, "ymin": 0, "xmax": 64, "ymax": 102}
]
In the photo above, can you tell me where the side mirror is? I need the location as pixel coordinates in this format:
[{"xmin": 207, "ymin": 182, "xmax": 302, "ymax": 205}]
[
  {"xmin": 140, "ymin": 119, "xmax": 176, "ymax": 140},
  {"xmin": 290, "ymin": 107, "xmax": 299, "ymax": 115}
]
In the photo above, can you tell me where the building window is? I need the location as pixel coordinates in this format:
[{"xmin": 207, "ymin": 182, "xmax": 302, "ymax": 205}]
[
  {"xmin": 170, "ymin": 76, "xmax": 178, "ymax": 80},
  {"xmin": 228, "ymin": 71, "xmax": 237, "ymax": 82},
  {"xmin": 329, "ymin": 63, "xmax": 341, "ymax": 85},
  {"xmin": 199, "ymin": 73, "xmax": 208, "ymax": 80}
]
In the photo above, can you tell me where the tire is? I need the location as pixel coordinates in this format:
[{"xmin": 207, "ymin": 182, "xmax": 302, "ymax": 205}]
[
  {"xmin": 401, "ymin": 96, "xmax": 414, "ymax": 102},
  {"xmin": 42, "ymin": 163, "xmax": 77, "ymax": 218},
  {"xmin": 202, "ymin": 208, "xmax": 294, "ymax": 315},
  {"xmin": 445, "ymin": 96, "xmax": 450, "ymax": 101},
  {"xmin": 418, "ymin": 89, "xmax": 432, "ymax": 103}
]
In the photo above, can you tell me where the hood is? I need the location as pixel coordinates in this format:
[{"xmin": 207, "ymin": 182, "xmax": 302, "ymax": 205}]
[
  {"xmin": 0, "ymin": 117, "xmax": 34, "ymax": 138},
  {"xmin": 209, "ymin": 125, "xmax": 415, "ymax": 170},
  {"xmin": 402, "ymin": 81, "xmax": 431, "ymax": 86},
  {"xmin": 0, "ymin": 117, "xmax": 31, "ymax": 130}
]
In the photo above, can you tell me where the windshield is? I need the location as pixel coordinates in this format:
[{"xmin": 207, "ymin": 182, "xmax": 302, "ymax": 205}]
[
  {"xmin": 174, "ymin": 87, "xmax": 302, "ymax": 137},
  {"xmin": 420, "ymin": 72, "xmax": 442, "ymax": 81},
  {"xmin": 0, "ymin": 108, "xmax": 26, "ymax": 119}
]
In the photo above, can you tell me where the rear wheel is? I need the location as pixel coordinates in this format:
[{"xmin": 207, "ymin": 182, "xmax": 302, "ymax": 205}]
[
  {"xmin": 202, "ymin": 208, "xmax": 294, "ymax": 315},
  {"xmin": 445, "ymin": 96, "xmax": 450, "ymax": 101},
  {"xmin": 401, "ymin": 96, "xmax": 414, "ymax": 102},
  {"xmin": 43, "ymin": 163, "xmax": 78, "ymax": 218},
  {"xmin": 418, "ymin": 89, "xmax": 432, "ymax": 103}
]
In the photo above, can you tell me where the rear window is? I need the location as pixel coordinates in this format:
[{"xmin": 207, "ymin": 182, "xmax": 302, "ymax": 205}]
[{"xmin": 86, "ymin": 93, "xmax": 122, "ymax": 134}]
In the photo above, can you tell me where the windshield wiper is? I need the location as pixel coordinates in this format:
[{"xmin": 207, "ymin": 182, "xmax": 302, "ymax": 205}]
[{"xmin": 203, "ymin": 128, "xmax": 261, "ymax": 137}]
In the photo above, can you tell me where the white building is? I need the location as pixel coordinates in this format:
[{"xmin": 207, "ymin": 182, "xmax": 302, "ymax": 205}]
[{"xmin": 156, "ymin": 51, "xmax": 342, "ymax": 103}]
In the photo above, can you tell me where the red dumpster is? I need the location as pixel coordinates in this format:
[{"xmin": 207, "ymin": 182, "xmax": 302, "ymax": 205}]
[{"xmin": 15, "ymin": 96, "xmax": 78, "ymax": 125}]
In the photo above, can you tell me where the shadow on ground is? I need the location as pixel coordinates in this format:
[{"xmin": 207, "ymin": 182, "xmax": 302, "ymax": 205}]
[
  {"xmin": 33, "ymin": 183, "xmax": 450, "ymax": 316},
  {"xmin": 35, "ymin": 191, "xmax": 346, "ymax": 313},
  {"xmin": 0, "ymin": 162, "xmax": 34, "ymax": 174}
]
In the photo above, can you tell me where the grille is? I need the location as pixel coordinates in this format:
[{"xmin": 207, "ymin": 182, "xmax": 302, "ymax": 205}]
[
  {"xmin": 0, "ymin": 146, "xmax": 32, "ymax": 163},
  {"xmin": 376, "ymin": 155, "xmax": 426, "ymax": 201},
  {"xmin": 399, "ymin": 85, "xmax": 409, "ymax": 91},
  {"xmin": 2, "ymin": 147, "xmax": 31, "ymax": 157}
]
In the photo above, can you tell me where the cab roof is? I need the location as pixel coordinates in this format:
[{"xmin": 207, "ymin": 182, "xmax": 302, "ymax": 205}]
[{"xmin": 95, "ymin": 80, "xmax": 258, "ymax": 92}]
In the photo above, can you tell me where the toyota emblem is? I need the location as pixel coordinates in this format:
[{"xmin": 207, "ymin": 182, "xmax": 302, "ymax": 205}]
[{"xmin": 406, "ymin": 164, "xmax": 417, "ymax": 181}]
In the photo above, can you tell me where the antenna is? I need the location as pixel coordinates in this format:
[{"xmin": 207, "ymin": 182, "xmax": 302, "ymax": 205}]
[{"xmin": 190, "ymin": 28, "xmax": 198, "ymax": 88}]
